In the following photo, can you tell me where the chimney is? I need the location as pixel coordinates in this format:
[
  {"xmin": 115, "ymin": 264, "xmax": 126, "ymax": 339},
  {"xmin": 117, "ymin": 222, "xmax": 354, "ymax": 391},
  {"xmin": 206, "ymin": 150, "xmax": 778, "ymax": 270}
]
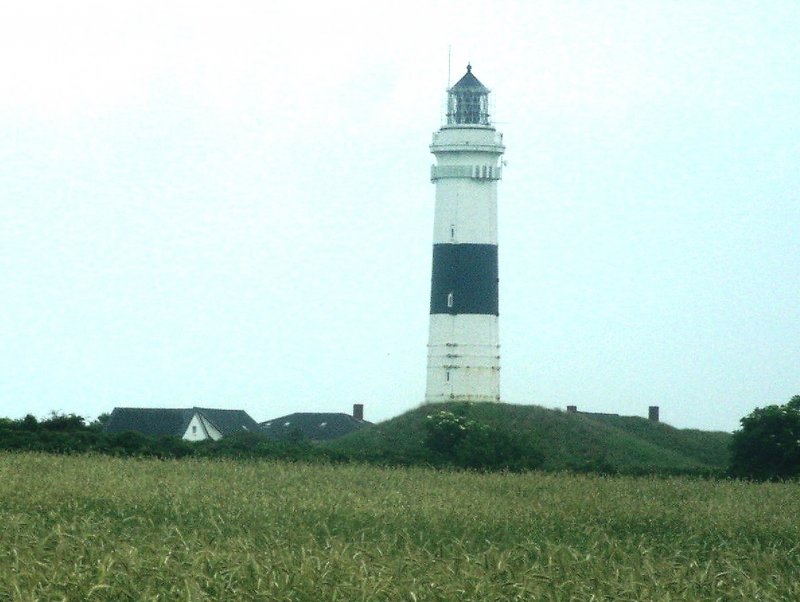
[
  {"xmin": 353, "ymin": 403, "xmax": 364, "ymax": 421},
  {"xmin": 648, "ymin": 406, "xmax": 659, "ymax": 422},
  {"xmin": 567, "ymin": 405, "xmax": 577, "ymax": 413}
]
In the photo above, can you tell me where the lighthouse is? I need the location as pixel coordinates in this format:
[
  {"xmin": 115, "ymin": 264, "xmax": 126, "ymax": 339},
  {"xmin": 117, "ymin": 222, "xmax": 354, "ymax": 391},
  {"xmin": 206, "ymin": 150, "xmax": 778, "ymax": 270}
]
[{"xmin": 425, "ymin": 65, "xmax": 505, "ymax": 403}]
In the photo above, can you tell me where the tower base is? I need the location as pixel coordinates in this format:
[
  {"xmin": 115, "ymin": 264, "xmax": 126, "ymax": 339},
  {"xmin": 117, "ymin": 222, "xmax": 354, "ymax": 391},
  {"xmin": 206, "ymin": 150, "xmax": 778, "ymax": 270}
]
[{"xmin": 425, "ymin": 314, "xmax": 500, "ymax": 403}]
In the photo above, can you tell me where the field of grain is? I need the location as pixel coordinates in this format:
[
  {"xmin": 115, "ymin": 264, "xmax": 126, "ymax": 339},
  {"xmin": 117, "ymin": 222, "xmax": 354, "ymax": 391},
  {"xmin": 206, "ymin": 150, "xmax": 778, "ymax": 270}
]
[{"xmin": 0, "ymin": 453, "xmax": 797, "ymax": 601}]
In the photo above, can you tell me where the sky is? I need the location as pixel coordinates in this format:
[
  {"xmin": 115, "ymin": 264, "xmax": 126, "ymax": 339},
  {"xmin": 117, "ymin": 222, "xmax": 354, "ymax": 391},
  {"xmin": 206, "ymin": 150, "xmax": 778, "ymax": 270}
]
[{"xmin": 1, "ymin": 1, "xmax": 798, "ymax": 432}]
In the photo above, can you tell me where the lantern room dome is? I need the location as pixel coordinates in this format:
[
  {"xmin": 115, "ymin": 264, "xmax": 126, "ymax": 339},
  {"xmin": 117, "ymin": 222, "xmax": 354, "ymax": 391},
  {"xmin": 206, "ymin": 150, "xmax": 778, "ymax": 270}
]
[{"xmin": 447, "ymin": 64, "xmax": 491, "ymax": 126}]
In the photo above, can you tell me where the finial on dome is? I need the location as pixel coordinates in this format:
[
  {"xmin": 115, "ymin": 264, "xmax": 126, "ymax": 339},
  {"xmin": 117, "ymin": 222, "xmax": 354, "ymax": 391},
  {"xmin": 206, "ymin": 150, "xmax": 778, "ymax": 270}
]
[{"xmin": 466, "ymin": 63, "xmax": 472, "ymax": 72}]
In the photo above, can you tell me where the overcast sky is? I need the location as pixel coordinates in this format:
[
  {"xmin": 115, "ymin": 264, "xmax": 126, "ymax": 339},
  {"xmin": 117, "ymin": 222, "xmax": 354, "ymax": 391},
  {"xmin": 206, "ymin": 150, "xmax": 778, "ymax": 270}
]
[{"xmin": 1, "ymin": 1, "xmax": 798, "ymax": 432}]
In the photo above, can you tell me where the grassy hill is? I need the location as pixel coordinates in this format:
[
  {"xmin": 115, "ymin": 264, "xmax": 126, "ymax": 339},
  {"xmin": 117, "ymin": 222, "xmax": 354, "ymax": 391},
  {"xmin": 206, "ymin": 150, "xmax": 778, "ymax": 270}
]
[{"xmin": 327, "ymin": 402, "xmax": 732, "ymax": 475}]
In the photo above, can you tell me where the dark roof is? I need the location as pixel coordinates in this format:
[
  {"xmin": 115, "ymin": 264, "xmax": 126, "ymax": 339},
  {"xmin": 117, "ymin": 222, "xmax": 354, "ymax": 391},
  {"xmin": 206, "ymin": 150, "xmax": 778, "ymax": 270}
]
[
  {"xmin": 193, "ymin": 408, "xmax": 260, "ymax": 436},
  {"xmin": 260, "ymin": 412, "xmax": 371, "ymax": 441},
  {"xmin": 450, "ymin": 64, "xmax": 489, "ymax": 94},
  {"xmin": 104, "ymin": 407, "xmax": 259, "ymax": 438},
  {"xmin": 104, "ymin": 408, "xmax": 192, "ymax": 437}
]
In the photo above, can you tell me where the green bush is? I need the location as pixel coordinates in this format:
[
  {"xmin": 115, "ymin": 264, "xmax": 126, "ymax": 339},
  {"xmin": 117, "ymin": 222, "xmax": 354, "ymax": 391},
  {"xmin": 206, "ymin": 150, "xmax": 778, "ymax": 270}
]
[
  {"xmin": 40, "ymin": 412, "xmax": 86, "ymax": 432},
  {"xmin": 730, "ymin": 395, "xmax": 800, "ymax": 481},
  {"xmin": 424, "ymin": 407, "xmax": 544, "ymax": 471}
]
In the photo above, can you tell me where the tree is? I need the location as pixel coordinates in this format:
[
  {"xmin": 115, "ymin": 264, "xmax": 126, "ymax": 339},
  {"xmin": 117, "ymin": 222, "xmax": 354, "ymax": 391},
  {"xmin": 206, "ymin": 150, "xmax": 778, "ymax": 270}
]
[
  {"xmin": 730, "ymin": 395, "xmax": 800, "ymax": 481},
  {"xmin": 40, "ymin": 412, "xmax": 86, "ymax": 432},
  {"xmin": 20, "ymin": 414, "xmax": 39, "ymax": 431},
  {"xmin": 89, "ymin": 413, "xmax": 111, "ymax": 431}
]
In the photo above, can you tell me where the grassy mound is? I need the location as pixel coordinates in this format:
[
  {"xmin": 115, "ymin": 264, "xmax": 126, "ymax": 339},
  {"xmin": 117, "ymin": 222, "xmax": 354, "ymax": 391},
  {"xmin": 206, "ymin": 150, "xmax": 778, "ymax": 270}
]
[{"xmin": 327, "ymin": 402, "xmax": 731, "ymax": 475}]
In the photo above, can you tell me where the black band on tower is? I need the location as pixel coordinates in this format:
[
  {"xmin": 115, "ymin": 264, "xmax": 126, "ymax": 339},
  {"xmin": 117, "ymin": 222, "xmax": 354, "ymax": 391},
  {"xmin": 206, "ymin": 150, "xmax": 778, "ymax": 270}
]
[{"xmin": 430, "ymin": 243, "xmax": 498, "ymax": 315}]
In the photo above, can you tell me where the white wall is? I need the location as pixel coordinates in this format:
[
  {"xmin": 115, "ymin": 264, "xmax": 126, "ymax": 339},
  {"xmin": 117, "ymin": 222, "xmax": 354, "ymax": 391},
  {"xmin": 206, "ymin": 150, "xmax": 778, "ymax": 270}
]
[{"xmin": 181, "ymin": 413, "xmax": 223, "ymax": 441}]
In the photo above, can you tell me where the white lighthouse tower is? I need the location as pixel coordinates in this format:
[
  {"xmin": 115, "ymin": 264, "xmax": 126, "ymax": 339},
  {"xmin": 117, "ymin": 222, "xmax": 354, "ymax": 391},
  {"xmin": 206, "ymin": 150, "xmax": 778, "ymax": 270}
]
[{"xmin": 425, "ymin": 64, "xmax": 505, "ymax": 403}]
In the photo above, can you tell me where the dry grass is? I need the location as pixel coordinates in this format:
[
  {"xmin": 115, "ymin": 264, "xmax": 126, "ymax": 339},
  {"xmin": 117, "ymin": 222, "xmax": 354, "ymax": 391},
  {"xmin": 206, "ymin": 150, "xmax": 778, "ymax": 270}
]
[{"xmin": 0, "ymin": 453, "xmax": 797, "ymax": 600}]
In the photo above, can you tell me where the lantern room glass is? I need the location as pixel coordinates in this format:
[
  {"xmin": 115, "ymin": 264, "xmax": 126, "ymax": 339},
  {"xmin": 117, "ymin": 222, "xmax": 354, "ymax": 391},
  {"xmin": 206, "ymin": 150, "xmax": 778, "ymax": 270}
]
[{"xmin": 446, "ymin": 65, "xmax": 491, "ymax": 126}]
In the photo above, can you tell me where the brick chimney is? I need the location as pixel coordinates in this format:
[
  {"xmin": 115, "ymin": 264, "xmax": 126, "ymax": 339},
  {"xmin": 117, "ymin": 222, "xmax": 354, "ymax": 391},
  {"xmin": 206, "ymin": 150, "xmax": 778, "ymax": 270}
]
[
  {"xmin": 353, "ymin": 404, "xmax": 364, "ymax": 421},
  {"xmin": 648, "ymin": 406, "xmax": 659, "ymax": 422}
]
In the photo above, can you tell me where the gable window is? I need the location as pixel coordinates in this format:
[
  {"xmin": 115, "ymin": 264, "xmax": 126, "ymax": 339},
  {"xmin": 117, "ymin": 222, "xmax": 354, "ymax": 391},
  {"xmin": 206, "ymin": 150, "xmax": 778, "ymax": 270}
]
[{"xmin": 192, "ymin": 425, "xmax": 197, "ymax": 434}]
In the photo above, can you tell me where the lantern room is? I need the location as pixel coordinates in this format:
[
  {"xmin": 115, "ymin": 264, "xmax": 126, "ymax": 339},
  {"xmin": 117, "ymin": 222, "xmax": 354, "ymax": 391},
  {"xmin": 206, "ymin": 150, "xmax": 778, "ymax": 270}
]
[{"xmin": 446, "ymin": 64, "xmax": 491, "ymax": 126}]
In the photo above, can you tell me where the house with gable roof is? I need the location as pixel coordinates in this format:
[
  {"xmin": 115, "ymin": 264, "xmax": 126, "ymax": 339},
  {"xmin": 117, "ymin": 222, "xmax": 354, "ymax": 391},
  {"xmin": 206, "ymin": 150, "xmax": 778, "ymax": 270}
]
[
  {"xmin": 260, "ymin": 404, "xmax": 371, "ymax": 441},
  {"xmin": 103, "ymin": 407, "xmax": 260, "ymax": 441}
]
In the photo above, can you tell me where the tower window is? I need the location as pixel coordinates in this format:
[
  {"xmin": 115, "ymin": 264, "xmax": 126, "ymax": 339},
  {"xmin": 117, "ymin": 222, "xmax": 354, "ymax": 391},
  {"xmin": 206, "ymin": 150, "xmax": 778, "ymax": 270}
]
[
  {"xmin": 446, "ymin": 370, "xmax": 450, "ymax": 382},
  {"xmin": 450, "ymin": 225, "xmax": 455, "ymax": 240},
  {"xmin": 447, "ymin": 292, "xmax": 454, "ymax": 308}
]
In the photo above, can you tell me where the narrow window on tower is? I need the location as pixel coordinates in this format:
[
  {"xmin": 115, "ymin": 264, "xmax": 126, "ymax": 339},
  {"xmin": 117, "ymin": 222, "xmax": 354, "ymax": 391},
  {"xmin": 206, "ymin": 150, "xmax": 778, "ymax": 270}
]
[
  {"xmin": 446, "ymin": 370, "xmax": 450, "ymax": 382},
  {"xmin": 447, "ymin": 292, "xmax": 454, "ymax": 308},
  {"xmin": 450, "ymin": 225, "xmax": 455, "ymax": 240}
]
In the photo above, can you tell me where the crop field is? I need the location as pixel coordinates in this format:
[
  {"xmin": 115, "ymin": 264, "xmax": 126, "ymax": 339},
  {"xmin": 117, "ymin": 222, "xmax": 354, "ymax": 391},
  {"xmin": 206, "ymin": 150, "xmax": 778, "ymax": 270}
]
[{"xmin": 0, "ymin": 453, "xmax": 798, "ymax": 601}]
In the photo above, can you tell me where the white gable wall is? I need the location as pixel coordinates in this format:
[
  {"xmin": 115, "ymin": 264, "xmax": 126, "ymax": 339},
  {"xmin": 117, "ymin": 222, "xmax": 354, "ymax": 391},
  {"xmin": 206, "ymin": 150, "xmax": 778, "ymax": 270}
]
[
  {"xmin": 181, "ymin": 413, "xmax": 223, "ymax": 441},
  {"xmin": 182, "ymin": 414, "xmax": 208, "ymax": 441}
]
